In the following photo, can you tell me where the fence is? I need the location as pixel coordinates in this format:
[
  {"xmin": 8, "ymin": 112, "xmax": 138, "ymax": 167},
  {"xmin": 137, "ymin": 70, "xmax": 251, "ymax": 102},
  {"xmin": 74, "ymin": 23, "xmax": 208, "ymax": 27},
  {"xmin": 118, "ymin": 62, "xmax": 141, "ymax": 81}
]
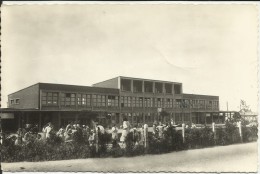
[{"xmin": 1, "ymin": 122, "xmax": 258, "ymax": 162}]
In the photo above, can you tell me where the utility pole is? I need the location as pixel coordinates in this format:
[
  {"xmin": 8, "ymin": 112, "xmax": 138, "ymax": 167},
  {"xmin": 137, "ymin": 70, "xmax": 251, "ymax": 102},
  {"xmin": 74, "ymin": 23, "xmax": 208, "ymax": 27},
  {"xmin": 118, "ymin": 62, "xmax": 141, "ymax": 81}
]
[{"xmin": 226, "ymin": 102, "xmax": 229, "ymax": 111}]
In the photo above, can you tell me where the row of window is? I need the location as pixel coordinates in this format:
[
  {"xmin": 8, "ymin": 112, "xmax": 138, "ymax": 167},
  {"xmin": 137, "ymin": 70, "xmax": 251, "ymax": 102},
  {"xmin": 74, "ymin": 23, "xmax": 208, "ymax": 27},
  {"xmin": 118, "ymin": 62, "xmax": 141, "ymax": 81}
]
[
  {"xmin": 41, "ymin": 92, "xmax": 219, "ymax": 109},
  {"xmin": 120, "ymin": 112, "xmax": 225, "ymax": 124},
  {"xmin": 42, "ymin": 92, "xmax": 118, "ymax": 107},
  {"xmin": 10, "ymin": 98, "xmax": 20, "ymax": 105},
  {"xmin": 121, "ymin": 97, "xmax": 218, "ymax": 109},
  {"xmin": 121, "ymin": 112, "xmax": 155, "ymax": 123},
  {"xmin": 120, "ymin": 79, "xmax": 182, "ymax": 94},
  {"xmin": 61, "ymin": 112, "xmax": 229, "ymax": 127}
]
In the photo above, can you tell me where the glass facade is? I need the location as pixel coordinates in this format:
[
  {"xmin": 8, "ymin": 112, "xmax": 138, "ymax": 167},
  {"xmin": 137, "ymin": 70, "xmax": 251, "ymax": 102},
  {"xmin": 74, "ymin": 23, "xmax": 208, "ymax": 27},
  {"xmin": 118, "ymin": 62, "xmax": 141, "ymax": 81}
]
[
  {"xmin": 40, "ymin": 87, "xmax": 220, "ymax": 126},
  {"xmin": 42, "ymin": 92, "xmax": 58, "ymax": 105},
  {"xmin": 93, "ymin": 95, "xmax": 106, "ymax": 107},
  {"xmin": 107, "ymin": 95, "xmax": 119, "ymax": 107}
]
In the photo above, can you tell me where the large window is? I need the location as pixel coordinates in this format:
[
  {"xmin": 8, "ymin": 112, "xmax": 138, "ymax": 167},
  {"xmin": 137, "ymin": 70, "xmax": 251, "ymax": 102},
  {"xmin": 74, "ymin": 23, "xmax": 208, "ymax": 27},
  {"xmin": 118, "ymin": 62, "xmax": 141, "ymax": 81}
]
[
  {"xmin": 144, "ymin": 98, "xmax": 153, "ymax": 108},
  {"xmin": 165, "ymin": 83, "xmax": 172, "ymax": 94},
  {"xmin": 155, "ymin": 83, "xmax": 163, "ymax": 93},
  {"xmin": 121, "ymin": 79, "xmax": 131, "ymax": 92},
  {"xmin": 174, "ymin": 84, "xmax": 181, "ymax": 94},
  {"xmin": 86, "ymin": 94, "xmax": 91, "ymax": 106},
  {"xmin": 199, "ymin": 100, "xmax": 205, "ymax": 109},
  {"xmin": 42, "ymin": 92, "xmax": 58, "ymax": 106},
  {"xmin": 213, "ymin": 101, "xmax": 219, "ymax": 109},
  {"xmin": 77, "ymin": 94, "xmax": 87, "ymax": 106},
  {"xmin": 175, "ymin": 99, "xmax": 182, "ymax": 108},
  {"xmin": 121, "ymin": 96, "xmax": 131, "ymax": 107},
  {"xmin": 93, "ymin": 95, "xmax": 106, "ymax": 107},
  {"xmin": 76, "ymin": 94, "xmax": 91, "ymax": 106},
  {"xmin": 154, "ymin": 98, "xmax": 163, "ymax": 108},
  {"xmin": 133, "ymin": 80, "xmax": 142, "ymax": 93},
  {"xmin": 183, "ymin": 99, "xmax": 190, "ymax": 108},
  {"xmin": 108, "ymin": 95, "xmax": 119, "ymax": 107},
  {"xmin": 206, "ymin": 101, "xmax": 213, "ymax": 109},
  {"xmin": 189, "ymin": 100, "xmax": 199, "ymax": 109},
  {"xmin": 132, "ymin": 97, "xmax": 143, "ymax": 107},
  {"xmin": 165, "ymin": 98, "xmax": 173, "ymax": 108},
  {"xmin": 61, "ymin": 93, "xmax": 75, "ymax": 106},
  {"xmin": 144, "ymin": 81, "xmax": 153, "ymax": 93}
]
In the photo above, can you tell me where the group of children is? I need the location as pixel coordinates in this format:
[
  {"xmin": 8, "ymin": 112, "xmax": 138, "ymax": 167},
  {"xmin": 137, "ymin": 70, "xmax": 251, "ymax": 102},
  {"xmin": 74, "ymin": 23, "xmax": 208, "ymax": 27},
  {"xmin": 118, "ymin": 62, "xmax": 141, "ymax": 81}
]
[{"xmin": 12, "ymin": 118, "xmax": 185, "ymax": 147}]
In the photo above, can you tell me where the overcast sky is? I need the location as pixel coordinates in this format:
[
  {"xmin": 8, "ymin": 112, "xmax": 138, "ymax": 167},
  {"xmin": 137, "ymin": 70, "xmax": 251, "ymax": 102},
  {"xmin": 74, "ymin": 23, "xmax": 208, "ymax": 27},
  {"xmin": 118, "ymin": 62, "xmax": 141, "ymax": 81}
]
[{"xmin": 1, "ymin": 4, "xmax": 259, "ymax": 111}]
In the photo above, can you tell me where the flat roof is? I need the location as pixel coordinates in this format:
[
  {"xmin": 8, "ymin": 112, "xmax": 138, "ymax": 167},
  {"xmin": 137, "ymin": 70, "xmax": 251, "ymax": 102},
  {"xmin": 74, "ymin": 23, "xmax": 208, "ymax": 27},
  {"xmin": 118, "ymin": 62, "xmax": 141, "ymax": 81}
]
[
  {"xmin": 9, "ymin": 82, "xmax": 120, "ymax": 96},
  {"xmin": 183, "ymin": 93, "xmax": 219, "ymax": 98},
  {"xmin": 39, "ymin": 83, "xmax": 119, "ymax": 94},
  {"xmin": 92, "ymin": 76, "xmax": 182, "ymax": 85},
  {"xmin": 119, "ymin": 76, "xmax": 182, "ymax": 84},
  {"xmin": 0, "ymin": 108, "xmax": 99, "ymax": 112}
]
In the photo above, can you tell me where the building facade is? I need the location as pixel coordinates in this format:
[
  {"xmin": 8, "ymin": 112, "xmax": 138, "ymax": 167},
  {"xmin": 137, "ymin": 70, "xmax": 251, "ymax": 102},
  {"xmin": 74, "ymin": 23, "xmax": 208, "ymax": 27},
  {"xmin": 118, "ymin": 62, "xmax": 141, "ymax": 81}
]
[{"xmin": 2, "ymin": 76, "xmax": 233, "ymax": 132}]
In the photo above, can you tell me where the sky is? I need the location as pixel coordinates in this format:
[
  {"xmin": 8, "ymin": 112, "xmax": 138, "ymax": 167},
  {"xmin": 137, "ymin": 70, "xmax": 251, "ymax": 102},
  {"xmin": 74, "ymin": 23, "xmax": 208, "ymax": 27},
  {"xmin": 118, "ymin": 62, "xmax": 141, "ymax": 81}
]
[{"xmin": 1, "ymin": 4, "xmax": 259, "ymax": 111}]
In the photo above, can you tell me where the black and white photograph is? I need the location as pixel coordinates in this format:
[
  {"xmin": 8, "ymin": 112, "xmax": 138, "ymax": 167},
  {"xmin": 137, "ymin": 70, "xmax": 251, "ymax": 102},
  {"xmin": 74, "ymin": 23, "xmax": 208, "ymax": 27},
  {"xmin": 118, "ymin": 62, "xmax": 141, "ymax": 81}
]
[{"xmin": 0, "ymin": 1, "xmax": 259, "ymax": 173}]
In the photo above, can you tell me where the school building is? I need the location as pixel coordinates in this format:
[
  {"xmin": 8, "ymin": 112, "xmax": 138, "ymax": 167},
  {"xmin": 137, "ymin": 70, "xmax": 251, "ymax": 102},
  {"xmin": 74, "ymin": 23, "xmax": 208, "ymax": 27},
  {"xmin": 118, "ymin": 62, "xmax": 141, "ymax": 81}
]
[{"xmin": 0, "ymin": 76, "xmax": 237, "ymax": 132}]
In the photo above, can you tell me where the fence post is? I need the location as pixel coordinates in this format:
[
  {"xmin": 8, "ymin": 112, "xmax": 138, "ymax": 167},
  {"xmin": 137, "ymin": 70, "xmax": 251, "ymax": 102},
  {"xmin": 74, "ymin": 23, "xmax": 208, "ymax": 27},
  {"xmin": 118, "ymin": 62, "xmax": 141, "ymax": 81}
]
[
  {"xmin": 144, "ymin": 124, "xmax": 148, "ymax": 150},
  {"xmin": 182, "ymin": 123, "xmax": 185, "ymax": 143},
  {"xmin": 212, "ymin": 122, "xmax": 215, "ymax": 133},
  {"xmin": 212, "ymin": 122, "xmax": 216, "ymax": 144},
  {"xmin": 238, "ymin": 121, "xmax": 242, "ymax": 142},
  {"xmin": 92, "ymin": 121, "xmax": 99, "ymax": 153}
]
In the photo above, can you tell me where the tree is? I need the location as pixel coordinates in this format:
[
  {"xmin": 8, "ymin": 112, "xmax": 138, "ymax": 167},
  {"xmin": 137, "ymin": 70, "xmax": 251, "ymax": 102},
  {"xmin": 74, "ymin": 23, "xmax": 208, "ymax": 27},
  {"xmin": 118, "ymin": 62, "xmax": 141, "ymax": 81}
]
[{"xmin": 239, "ymin": 100, "xmax": 251, "ymax": 114}]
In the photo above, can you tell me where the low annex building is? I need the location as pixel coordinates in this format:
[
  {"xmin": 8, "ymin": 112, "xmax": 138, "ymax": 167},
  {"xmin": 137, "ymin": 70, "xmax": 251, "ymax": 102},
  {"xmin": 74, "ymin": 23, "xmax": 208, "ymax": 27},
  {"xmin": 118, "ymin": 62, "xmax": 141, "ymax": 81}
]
[{"xmin": 1, "ymin": 76, "xmax": 236, "ymax": 132}]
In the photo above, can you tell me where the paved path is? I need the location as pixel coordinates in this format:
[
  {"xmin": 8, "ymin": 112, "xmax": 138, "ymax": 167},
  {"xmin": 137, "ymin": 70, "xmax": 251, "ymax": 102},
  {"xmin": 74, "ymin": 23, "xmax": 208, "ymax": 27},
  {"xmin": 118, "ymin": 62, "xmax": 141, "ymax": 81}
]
[{"xmin": 2, "ymin": 142, "xmax": 258, "ymax": 172}]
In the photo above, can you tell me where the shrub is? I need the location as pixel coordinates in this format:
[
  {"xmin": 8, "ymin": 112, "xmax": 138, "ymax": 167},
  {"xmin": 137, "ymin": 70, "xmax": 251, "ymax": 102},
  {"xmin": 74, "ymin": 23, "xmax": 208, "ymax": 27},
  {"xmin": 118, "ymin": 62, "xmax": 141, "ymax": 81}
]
[
  {"xmin": 225, "ymin": 121, "xmax": 241, "ymax": 144},
  {"xmin": 215, "ymin": 128, "xmax": 228, "ymax": 145},
  {"xmin": 124, "ymin": 132, "xmax": 144, "ymax": 156},
  {"xmin": 200, "ymin": 126, "xmax": 215, "ymax": 147},
  {"xmin": 148, "ymin": 127, "xmax": 186, "ymax": 154},
  {"xmin": 1, "ymin": 122, "xmax": 257, "ymax": 162},
  {"xmin": 250, "ymin": 125, "xmax": 258, "ymax": 140},
  {"xmin": 242, "ymin": 125, "xmax": 258, "ymax": 142},
  {"xmin": 1, "ymin": 139, "xmax": 25, "ymax": 162},
  {"xmin": 107, "ymin": 145, "xmax": 124, "ymax": 158},
  {"xmin": 46, "ymin": 133, "xmax": 63, "ymax": 145},
  {"xmin": 72, "ymin": 129, "xmax": 85, "ymax": 144},
  {"xmin": 184, "ymin": 126, "xmax": 215, "ymax": 148},
  {"xmin": 185, "ymin": 128, "xmax": 202, "ymax": 148}
]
